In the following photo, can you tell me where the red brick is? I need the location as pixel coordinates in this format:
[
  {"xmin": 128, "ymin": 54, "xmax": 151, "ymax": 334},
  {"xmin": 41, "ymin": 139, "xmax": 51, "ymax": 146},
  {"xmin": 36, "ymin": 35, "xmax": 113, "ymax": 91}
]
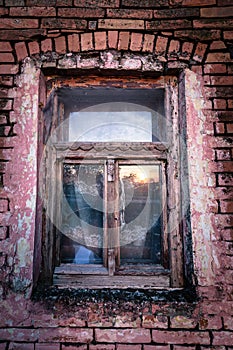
[
  {"xmin": 56, "ymin": 0, "xmax": 72, "ymax": 5},
  {"xmin": 220, "ymin": 200, "xmax": 233, "ymax": 213},
  {"xmin": 0, "ymin": 8, "xmax": 8, "ymax": 16},
  {"xmin": 170, "ymin": 316, "xmax": 197, "ymax": 329},
  {"xmin": 193, "ymin": 42, "xmax": 208, "ymax": 63},
  {"xmin": 155, "ymin": 36, "xmax": 168, "ymax": 56},
  {"xmin": 41, "ymin": 18, "xmax": 87, "ymax": 29},
  {"xmin": 152, "ymin": 330, "xmax": 210, "ymax": 345},
  {"xmin": 38, "ymin": 328, "xmax": 93, "ymax": 343},
  {"xmin": 216, "ymin": 149, "xmax": 231, "ymax": 161},
  {"xmin": 168, "ymin": 39, "xmax": 180, "ymax": 56},
  {"xmin": 201, "ymin": 6, "xmax": 233, "ymax": 17},
  {"xmin": 182, "ymin": 0, "xmax": 215, "ymax": 5},
  {"xmin": 0, "ymin": 19, "xmax": 38, "ymax": 29},
  {"xmin": 199, "ymin": 316, "xmax": 222, "ymax": 330},
  {"xmin": 224, "ymin": 316, "xmax": 233, "ymax": 330},
  {"xmin": 206, "ymin": 52, "xmax": 232, "ymax": 63},
  {"xmin": 214, "ymin": 99, "xmax": 227, "ymax": 110},
  {"xmin": 180, "ymin": 42, "xmax": 194, "ymax": 60},
  {"xmin": 95, "ymin": 329, "xmax": 151, "ymax": 343},
  {"xmin": 154, "ymin": 8, "xmax": 199, "ymax": 18},
  {"xmin": 68, "ymin": 34, "xmax": 80, "ymax": 52},
  {"xmin": 9, "ymin": 343, "xmax": 34, "ymax": 350},
  {"xmin": 122, "ymin": 0, "xmax": 168, "ymax": 6},
  {"xmin": 226, "ymin": 123, "xmax": 233, "ymax": 133},
  {"xmin": 210, "ymin": 41, "xmax": 226, "ymax": 50},
  {"xmin": 5, "ymin": 0, "xmax": 24, "ymax": 4},
  {"xmin": 35, "ymin": 344, "xmax": 60, "ymax": 350},
  {"xmin": 174, "ymin": 347, "xmax": 195, "ymax": 350},
  {"xmin": 142, "ymin": 34, "xmax": 154, "ymax": 52},
  {"xmin": 0, "ymin": 329, "xmax": 38, "ymax": 342},
  {"xmin": 213, "ymin": 331, "xmax": 233, "ymax": 346},
  {"xmin": 144, "ymin": 347, "xmax": 169, "ymax": 350},
  {"xmin": 108, "ymin": 31, "xmax": 118, "ymax": 49},
  {"xmin": 58, "ymin": 7, "xmax": 104, "ymax": 17},
  {"xmin": 142, "ymin": 315, "xmax": 168, "ymax": 329},
  {"xmin": 204, "ymin": 64, "xmax": 227, "ymax": 74},
  {"xmin": 55, "ymin": 36, "xmax": 67, "ymax": 54},
  {"xmin": 224, "ymin": 30, "xmax": 233, "ymax": 40},
  {"xmin": 130, "ymin": 33, "xmax": 143, "ymax": 52},
  {"xmin": 0, "ymin": 53, "xmax": 14, "ymax": 63},
  {"xmin": 0, "ymin": 42, "xmax": 12, "ymax": 52},
  {"xmin": 10, "ymin": 7, "xmax": 56, "ymax": 16},
  {"xmin": 62, "ymin": 345, "xmax": 87, "ymax": 350},
  {"xmin": 107, "ymin": 9, "xmax": 152, "ymax": 19},
  {"xmin": 98, "ymin": 19, "xmax": 144, "ymax": 30},
  {"xmin": 74, "ymin": 0, "xmax": 119, "ymax": 7},
  {"xmin": 116, "ymin": 346, "xmax": 141, "ymax": 350},
  {"xmin": 0, "ymin": 99, "xmax": 13, "ymax": 110},
  {"xmin": 211, "ymin": 76, "xmax": 233, "ymax": 86},
  {"xmin": 28, "ymin": 41, "xmax": 40, "ymax": 55},
  {"xmin": 118, "ymin": 32, "xmax": 130, "ymax": 50},
  {"xmin": 215, "ymin": 122, "xmax": 225, "ymax": 134},
  {"xmin": 228, "ymin": 99, "xmax": 233, "ymax": 109},
  {"xmin": 94, "ymin": 32, "xmax": 107, "ymax": 50},
  {"xmin": 89, "ymin": 346, "xmax": 114, "ymax": 350},
  {"xmin": 81, "ymin": 33, "xmax": 94, "ymax": 51},
  {"xmin": 194, "ymin": 19, "xmax": 233, "ymax": 29},
  {"xmin": 147, "ymin": 19, "xmax": 191, "ymax": 30},
  {"xmin": 41, "ymin": 38, "xmax": 52, "ymax": 52},
  {"xmin": 15, "ymin": 42, "xmax": 28, "ymax": 62}
]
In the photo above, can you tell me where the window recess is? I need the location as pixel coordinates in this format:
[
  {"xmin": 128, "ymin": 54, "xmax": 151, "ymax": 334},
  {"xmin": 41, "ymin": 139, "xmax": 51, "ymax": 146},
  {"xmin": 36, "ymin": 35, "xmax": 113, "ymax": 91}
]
[{"xmin": 42, "ymin": 76, "xmax": 186, "ymax": 289}]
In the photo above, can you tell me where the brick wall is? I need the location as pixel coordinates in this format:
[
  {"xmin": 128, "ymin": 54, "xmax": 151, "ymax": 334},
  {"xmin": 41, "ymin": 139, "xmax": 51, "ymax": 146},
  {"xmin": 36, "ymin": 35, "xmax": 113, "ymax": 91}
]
[{"xmin": 0, "ymin": 0, "xmax": 233, "ymax": 348}]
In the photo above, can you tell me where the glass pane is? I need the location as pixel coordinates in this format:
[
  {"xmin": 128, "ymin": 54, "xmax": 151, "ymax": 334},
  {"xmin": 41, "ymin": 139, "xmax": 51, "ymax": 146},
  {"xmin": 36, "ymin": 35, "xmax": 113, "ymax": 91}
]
[
  {"xmin": 56, "ymin": 88, "xmax": 166, "ymax": 142},
  {"xmin": 119, "ymin": 164, "xmax": 162, "ymax": 264},
  {"xmin": 61, "ymin": 164, "xmax": 104, "ymax": 264}
]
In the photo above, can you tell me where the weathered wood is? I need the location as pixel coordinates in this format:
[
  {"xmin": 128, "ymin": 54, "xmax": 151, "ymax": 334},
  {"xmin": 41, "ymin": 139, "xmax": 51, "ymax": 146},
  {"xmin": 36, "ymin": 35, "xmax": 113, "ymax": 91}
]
[
  {"xmin": 53, "ymin": 274, "xmax": 170, "ymax": 289},
  {"xmin": 55, "ymin": 264, "xmax": 108, "ymax": 275}
]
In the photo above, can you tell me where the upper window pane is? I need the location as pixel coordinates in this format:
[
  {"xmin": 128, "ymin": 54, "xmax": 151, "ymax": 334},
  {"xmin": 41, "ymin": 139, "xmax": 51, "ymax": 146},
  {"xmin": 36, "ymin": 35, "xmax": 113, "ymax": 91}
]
[{"xmin": 57, "ymin": 88, "xmax": 166, "ymax": 142}]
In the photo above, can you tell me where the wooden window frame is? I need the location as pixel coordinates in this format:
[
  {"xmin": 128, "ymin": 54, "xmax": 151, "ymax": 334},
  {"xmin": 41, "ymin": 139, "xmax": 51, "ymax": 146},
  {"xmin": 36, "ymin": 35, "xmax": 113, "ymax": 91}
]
[{"xmin": 42, "ymin": 75, "xmax": 185, "ymax": 289}]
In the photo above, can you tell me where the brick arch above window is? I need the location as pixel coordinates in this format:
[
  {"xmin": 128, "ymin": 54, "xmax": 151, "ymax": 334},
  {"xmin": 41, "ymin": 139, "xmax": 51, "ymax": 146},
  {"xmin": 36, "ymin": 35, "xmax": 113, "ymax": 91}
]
[{"xmin": 11, "ymin": 31, "xmax": 210, "ymax": 71}]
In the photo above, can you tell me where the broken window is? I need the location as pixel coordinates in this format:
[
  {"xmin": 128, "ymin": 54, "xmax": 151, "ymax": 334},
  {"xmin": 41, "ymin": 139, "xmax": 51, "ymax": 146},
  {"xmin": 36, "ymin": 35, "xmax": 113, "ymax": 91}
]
[{"xmin": 42, "ymin": 76, "xmax": 187, "ymax": 289}]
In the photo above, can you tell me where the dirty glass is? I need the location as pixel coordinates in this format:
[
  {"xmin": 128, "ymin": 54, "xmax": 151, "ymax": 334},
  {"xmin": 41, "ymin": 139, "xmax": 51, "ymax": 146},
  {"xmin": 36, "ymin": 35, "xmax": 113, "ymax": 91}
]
[
  {"xmin": 61, "ymin": 163, "xmax": 104, "ymax": 264},
  {"xmin": 119, "ymin": 164, "xmax": 162, "ymax": 264}
]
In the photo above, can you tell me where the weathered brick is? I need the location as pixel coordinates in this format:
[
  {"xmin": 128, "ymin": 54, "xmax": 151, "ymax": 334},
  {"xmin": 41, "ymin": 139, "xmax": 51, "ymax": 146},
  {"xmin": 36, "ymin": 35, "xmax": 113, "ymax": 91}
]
[
  {"xmin": 180, "ymin": 41, "xmax": 194, "ymax": 60},
  {"xmin": 15, "ymin": 42, "xmax": 28, "ymax": 61},
  {"xmin": 0, "ymin": 99, "xmax": 13, "ymax": 110},
  {"xmin": 5, "ymin": 0, "xmax": 25, "ymax": 5},
  {"xmin": 95, "ymin": 329, "xmax": 151, "ymax": 343},
  {"xmin": 74, "ymin": 0, "xmax": 119, "ymax": 7},
  {"xmin": 228, "ymin": 99, "xmax": 233, "ymax": 109},
  {"xmin": 0, "ymin": 226, "xmax": 8, "ymax": 240},
  {"xmin": 201, "ymin": 6, "xmax": 233, "ymax": 18},
  {"xmin": 224, "ymin": 30, "xmax": 233, "ymax": 40},
  {"xmin": 116, "ymin": 345, "xmax": 141, "ymax": 350},
  {"xmin": 38, "ymin": 328, "xmax": 93, "ymax": 343},
  {"xmin": 181, "ymin": 0, "xmax": 215, "ymax": 5},
  {"xmin": 0, "ymin": 42, "xmax": 12, "ymax": 52},
  {"xmin": 0, "ymin": 8, "xmax": 8, "ymax": 16},
  {"xmin": 56, "ymin": 0, "xmax": 72, "ymax": 5},
  {"xmin": 210, "ymin": 41, "xmax": 226, "ymax": 50},
  {"xmin": 122, "ymin": 0, "xmax": 169, "ymax": 6},
  {"xmin": 108, "ymin": 31, "xmax": 118, "ymax": 49},
  {"xmin": 10, "ymin": 7, "xmax": 56, "ymax": 16},
  {"xmin": 218, "ymin": 173, "xmax": 233, "ymax": 187},
  {"xmin": 130, "ymin": 33, "xmax": 143, "ymax": 51},
  {"xmin": 28, "ymin": 41, "xmax": 40, "ymax": 55},
  {"xmin": 55, "ymin": 36, "xmax": 67, "ymax": 54},
  {"xmin": 226, "ymin": 123, "xmax": 233, "ymax": 134},
  {"xmin": 62, "ymin": 345, "xmax": 87, "ymax": 350},
  {"xmin": 152, "ymin": 330, "xmax": 210, "ymax": 345},
  {"xmin": 0, "ymin": 329, "xmax": 38, "ymax": 342},
  {"xmin": 41, "ymin": 38, "xmax": 52, "ymax": 52},
  {"xmin": 215, "ymin": 149, "xmax": 231, "ymax": 161},
  {"xmin": 204, "ymin": 64, "xmax": 227, "ymax": 74},
  {"xmin": 154, "ymin": 8, "xmax": 199, "ymax": 18},
  {"xmin": 212, "ymin": 331, "xmax": 233, "ymax": 345},
  {"xmin": 147, "ymin": 19, "xmax": 192, "ymax": 30},
  {"xmin": 35, "ymin": 344, "xmax": 60, "ymax": 350},
  {"xmin": 58, "ymin": 7, "xmax": 104, "ymax": 18},
  {"xmin": 211, "ymin": 76, "xmax": 233, "ymax": 86},
  {"xmin": 0, "ymin": 53, "xmax": 14, "ymax": 63},
  {"xmin": 193, "ymin": 42, "xmax": 208, "ymax": 63},
  {"xmin": 223, "ymin": 316, "xmax": 233, "ymax": 330},
  {"xmin": 107, "ymin": 9, "xmax": 152, "ymax": 19},
  {"xmin": 0, "ymin": 19, "xmax": 39, "ymax": 29},
  {"xmin": 89, "ymin": 346, "xmax": 114, "ymax": 350},
  {"xmin": 0, "ymin": 29, "xmax": 46, "ymax": 41},
  {"xmin": 215, "ymin": 122, "xmax": 225, "ymax": 134},
  {"xmin": 26, "ymin": 0, "xmax": 56, "ymax": 4},
  {"xmin": 194, "ymin": 19, "xmax": 233, "ymax": 29},
  {"xmin": 81, "ymin": 33, "xmax": 94, "ymax": 51},
  {"xmin": 144, "ymin": 347, "xmax": 169, "ymax": 350},
  {"xmin": 68, "ymin": 34, "xmax": 80, "ymax": 52},
  {"xmin": 118, "ymin": 32, "xmax": 130, "ymax": 50},
  {"xmin": 94, "ymin": 32, "xmax": 107, "ymax": 50},
  {"xmin": 173, "ymin": 347, "xmax": 195, "ymax": 350},
  {"xmin": 220, "ymin": 200, "xmax": 233, "ymax": 213},
  {"xmin": 142, "ymin": 34, "xmax": 154, "ymax": 52},
  {"xmin": 170, "ymin": 316, "xmax": 197, "ymax": 329},
  {"xmin": 168, "ymin": 40, "xmax": 180, "ymax": 56},
  {"xmin": 199, "ymin": 316, "xmax": 223, "ymax": 330},
  {"xmin": 98, "ymin": 19, "xmax": 144, "ymax": 30},
  {"xmin": 9, "ymin": 343, "xmax": 34, "ymax": 350},
  {"xmin": 175, "ymin": 29, "xmax": 221, "ymax": 41},
  {"xmin": 155, "ymin": 36, "xmax": 168, "ymax": 56},
  {"xmin": 206, "ymin": 52, "xmax": 232, "ymax": 63},
  {"xmin": 214, "ymin": 99, "xmax": 227, "ymax": 110},
  {"xmin": 41, "ymin": 18, "xmax": 87, "ymax": 29},
  {"xmin": 142, "ymin": 315, "xmax": 168, "ymax": 329}
]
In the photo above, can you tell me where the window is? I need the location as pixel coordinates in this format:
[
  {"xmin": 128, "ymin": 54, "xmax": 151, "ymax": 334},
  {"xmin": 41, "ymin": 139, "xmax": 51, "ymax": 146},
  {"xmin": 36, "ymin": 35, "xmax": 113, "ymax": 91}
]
[{"xmin": 42, "ymin": 76, "xmax": 186, "ymax": 289}]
